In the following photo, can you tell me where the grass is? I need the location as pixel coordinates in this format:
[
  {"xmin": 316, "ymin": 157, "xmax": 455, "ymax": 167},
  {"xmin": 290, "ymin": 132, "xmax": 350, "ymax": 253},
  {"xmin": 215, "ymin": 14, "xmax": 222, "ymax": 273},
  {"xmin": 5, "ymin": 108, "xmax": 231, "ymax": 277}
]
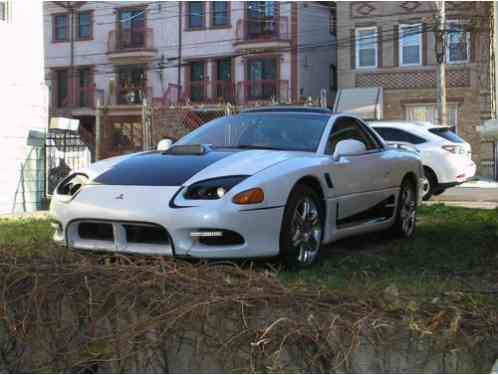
[
  {"xmin": 1, "ymin": 205, "xmax": 497, "ymax": 306},
  {"xmin": 282, "ymin": 204, "xmax": 498, "ymax": 309}
]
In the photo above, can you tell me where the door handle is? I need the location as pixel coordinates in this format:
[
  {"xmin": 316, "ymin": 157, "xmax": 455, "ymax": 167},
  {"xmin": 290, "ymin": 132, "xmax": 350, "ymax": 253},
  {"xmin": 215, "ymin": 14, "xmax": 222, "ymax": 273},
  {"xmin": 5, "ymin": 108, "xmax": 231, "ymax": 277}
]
[
  {"xmin": 385, "ymin": 170, "xmax": 392, "ymax": 177},
  {"xmin": 336, "ymin": 157, "xmax": 351, "ymax": 165}
]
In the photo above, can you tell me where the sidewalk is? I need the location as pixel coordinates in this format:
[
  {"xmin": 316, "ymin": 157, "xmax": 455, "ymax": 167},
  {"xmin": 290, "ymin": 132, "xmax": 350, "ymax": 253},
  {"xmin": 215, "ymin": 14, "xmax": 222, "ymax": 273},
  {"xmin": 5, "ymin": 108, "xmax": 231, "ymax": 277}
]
[
  {"xmin": 423, "ymin": 201, "xmax": 498, "ymax": 209},
  {"xmin": 429, "ymin": 178, "xmax": 498, "ymax": 209}
]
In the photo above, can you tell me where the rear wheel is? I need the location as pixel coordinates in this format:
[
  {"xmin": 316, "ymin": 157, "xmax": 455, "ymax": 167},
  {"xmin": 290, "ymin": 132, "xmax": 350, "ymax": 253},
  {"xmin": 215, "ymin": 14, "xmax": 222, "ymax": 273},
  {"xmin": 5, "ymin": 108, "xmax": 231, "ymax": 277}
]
[
  {"xmin": 422, "ymin": 167, "xmax": 438, "ymax": 201},
  {"xmin": 280, "ymin": 185, "xmax": 324, "ymax": 269},
  {"xmin": 391, "ymin": 178, "xmax": 417, "ymax": 238}
]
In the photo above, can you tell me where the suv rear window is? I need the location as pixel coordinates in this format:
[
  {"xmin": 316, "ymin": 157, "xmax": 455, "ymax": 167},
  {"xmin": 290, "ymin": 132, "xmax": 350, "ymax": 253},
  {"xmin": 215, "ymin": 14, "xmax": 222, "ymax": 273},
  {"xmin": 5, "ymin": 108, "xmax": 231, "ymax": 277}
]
[
  {"xmin": 373, "ymin": 127, "xmax": 426, "ymax": 145},
  {"xmin": 429, "ymin": 128, "xmax": 464, "ymax": 143}
]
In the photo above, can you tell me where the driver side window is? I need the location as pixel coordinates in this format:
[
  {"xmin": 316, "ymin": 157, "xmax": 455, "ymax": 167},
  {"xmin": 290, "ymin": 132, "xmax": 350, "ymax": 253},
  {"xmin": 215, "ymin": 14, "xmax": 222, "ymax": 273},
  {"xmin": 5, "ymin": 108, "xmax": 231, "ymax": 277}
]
[{"xmin": 326, "ymin": 117, "xmax": 378, "ymax": 155}]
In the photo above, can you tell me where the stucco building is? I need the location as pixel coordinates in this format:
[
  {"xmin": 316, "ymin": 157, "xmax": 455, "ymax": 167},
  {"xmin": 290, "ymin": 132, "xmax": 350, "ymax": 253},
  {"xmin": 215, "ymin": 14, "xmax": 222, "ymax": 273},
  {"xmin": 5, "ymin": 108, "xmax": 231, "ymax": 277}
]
[{"xmin": 44, "ymin": 1, "xmax": 337, "ymax": 158}]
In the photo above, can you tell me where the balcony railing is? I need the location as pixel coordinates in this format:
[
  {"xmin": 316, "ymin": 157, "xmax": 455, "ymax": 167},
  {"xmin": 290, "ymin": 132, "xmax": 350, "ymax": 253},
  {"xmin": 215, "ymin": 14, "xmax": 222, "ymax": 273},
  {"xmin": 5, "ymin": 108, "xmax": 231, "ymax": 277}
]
[
  {"xmin": 160, "ymin": 80, "xmax": 289, "ymax": 106},
  {"xmin": 108, "ymin": 28, "xmax": 155, "ymax": 54},
  {"xmin": 161, "ymin": 81, "xmax": 236, "ymax": 105},
  {"xmin": 235, "ymin": 17, "xmax": 290, "ymax": 44},
  {"xmin": 237, "ymin": 80, "xmax": 290, "ymax": 103},
  {"xmin": 117, "ymin": 84, "xmax": 152, "ymax": 105}
]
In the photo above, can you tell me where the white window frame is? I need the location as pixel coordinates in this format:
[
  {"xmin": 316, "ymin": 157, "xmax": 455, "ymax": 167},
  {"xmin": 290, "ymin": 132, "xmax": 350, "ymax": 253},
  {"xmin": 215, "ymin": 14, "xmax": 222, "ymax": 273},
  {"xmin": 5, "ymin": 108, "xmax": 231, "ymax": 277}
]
[
  {"xmin": 446, "ymin": 20, "xmax": 470, "ymax": 64},
  {"xmin": 355, "ymin": 26, "xmax": 378, "ymax": 69},
  {"xmin": 399, "ymin": 23, "xmax": 422, "ymax": 67}
]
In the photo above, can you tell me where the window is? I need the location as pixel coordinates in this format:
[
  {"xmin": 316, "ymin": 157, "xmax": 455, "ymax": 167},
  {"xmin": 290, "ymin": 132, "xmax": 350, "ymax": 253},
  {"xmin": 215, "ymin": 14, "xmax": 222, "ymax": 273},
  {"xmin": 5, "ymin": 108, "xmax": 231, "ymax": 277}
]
[
  {"xmin": 373, "ymin": 127, "xmax": 426, "ymax": 145},
  {"xmin": 53, "ymin": 14, "xmax": 69, "ymax": 42},
  {"xmin": 118, "ymin": 9, "xmax": 146, "ymax": 48},
  {"xmin": 177, "ymin": 113, "xmax": 329, "ymax": 152},
  {"xmin": 355, "ymin": 27, "xmax": 377, "ymax": 68},
  {"xmin": 428, "ymin": 128, "xmax": 465, "ymax": 143},
  {"xmin": 78, "ymin": 67, "xmax": 92, "ymax": 107},
  {"xmin": 405, "ymin": 104, "xmax": 459, "ymax": 131},
  {"xmin": 447, "ymin": 20, "xmax": 469, "ymax": 63},
  {"xmin": 77, "ymin": 12, "xmax": 92, "ymax": 40},
  {"xmin": 216, "ymin": 58, "xmax": 232, "ymax": 100},
  {"xmin": 55, "ymin": 69, "xmax": 69, "ymax": 107},
  {"xmin": 247, "ymin": 1, "xmax": 277, "ymax": 38},
  {"xmin": 190, "ymin": 61, "xmax": 205, "ymax": 101},
  {"xmin": 329, "ymin": 7, "xmax": 337, "ymax": 35},
  {"xmin": 212, "ymin": 2, "xmax": 229, "ymax": 27},
  {"xmin": 399, "ymin": 23, "xmax": 422, "ymax": 66},
  {"xmin": 188, "ymin": 2, "xmax": 205, "ymax": 29},
  {"xmin": 117, "ymin": 66, "xmax": 146, "ymax": 105},
  {"xmin": 247, "ymin": 58, "xmax": 277, "ymax": 100},
  {"xmin": 326, "ymin": 117, "xmax": 379, "ymax": 154},
  {"xmin": 112, "ymin": 121, "xmax": 143, "ymax": 149}
]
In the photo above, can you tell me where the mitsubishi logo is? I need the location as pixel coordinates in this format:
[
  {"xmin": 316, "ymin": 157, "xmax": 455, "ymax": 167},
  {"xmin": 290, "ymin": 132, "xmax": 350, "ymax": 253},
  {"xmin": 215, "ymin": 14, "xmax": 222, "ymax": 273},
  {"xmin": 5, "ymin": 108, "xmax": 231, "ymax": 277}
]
[{"xmin": 115, "ymin": 193, "xmax": 124, "ymax": 200}]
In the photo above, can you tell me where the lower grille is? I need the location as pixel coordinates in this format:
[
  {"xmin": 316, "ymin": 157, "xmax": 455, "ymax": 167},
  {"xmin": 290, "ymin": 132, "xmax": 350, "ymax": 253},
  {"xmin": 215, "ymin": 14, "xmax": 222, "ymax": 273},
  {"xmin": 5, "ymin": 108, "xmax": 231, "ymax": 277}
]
[
  {"xmin": 124, "ymin": 224, "xmax": 169, "ymax": 245},
  {"xmin": 79, "ymin": 222, "xmax": 113, "ymax": 241},
  {"xmin": 68, "ymin": 220, "xmax": 173, "ymax": 255}
]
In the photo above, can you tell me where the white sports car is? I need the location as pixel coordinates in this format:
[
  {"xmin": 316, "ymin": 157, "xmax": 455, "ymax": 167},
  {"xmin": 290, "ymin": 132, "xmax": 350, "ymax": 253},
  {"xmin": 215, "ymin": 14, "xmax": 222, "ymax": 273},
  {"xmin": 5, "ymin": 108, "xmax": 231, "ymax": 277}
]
[{"xmin": 50, "ymin": 108, "xmax": 424, "ymax": 268}]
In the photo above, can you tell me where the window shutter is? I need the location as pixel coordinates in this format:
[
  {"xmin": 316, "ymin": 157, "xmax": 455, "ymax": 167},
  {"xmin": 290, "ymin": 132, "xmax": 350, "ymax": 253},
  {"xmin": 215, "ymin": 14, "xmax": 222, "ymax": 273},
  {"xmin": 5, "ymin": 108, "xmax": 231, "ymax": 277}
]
[
  {"xmin": 377, "ymin": 26, "xmax": 383, "ymax": 68},
  {"xmin": 351, "ymin": 29, "xmax": 356, "ymax": 69},
  {"xmin": 393, "ymin": 25, "xmax": 399, "ymax": 67}
]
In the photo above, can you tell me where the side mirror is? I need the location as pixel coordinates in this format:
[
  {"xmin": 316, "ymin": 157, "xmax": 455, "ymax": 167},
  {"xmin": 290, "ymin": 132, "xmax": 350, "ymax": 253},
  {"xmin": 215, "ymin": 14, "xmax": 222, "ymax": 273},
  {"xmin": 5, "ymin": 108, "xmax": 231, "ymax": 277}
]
[
  {"xmin": 333, "ymin": 139, "xmax": 366, "ymax": 161},
  {"xmin": 157, "ymin": 138, "xmax": 173, "ymax": 151}
]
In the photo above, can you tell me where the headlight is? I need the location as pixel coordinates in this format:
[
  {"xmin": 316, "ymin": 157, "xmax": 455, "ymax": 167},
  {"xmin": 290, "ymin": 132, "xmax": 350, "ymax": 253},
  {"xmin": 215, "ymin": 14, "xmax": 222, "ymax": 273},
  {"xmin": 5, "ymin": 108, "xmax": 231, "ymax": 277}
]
[
  {"xmin": 56, "ymin": 173, "xmax": 88, "ymax": 197},
  {"xmin": 184, "ymin": 175, "xmax": 248, "ymax": 200}
]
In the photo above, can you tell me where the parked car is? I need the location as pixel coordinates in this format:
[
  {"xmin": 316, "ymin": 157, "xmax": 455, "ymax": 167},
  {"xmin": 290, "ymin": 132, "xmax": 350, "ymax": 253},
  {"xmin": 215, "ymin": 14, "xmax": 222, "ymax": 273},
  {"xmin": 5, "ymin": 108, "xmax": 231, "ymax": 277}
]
[
  {"xmin": 369, "ymin": 121, "xmax": 476, "ymax": 200},
  {"xmin": 50, "ymin": 109, "xmax": 424, "ymax": 268}
]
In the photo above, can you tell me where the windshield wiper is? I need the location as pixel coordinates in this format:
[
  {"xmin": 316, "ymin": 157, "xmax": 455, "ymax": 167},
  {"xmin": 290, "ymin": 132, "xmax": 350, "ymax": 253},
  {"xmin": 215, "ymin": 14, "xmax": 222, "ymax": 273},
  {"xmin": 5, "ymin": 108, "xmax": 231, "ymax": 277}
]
[{"xmin": 236, "ymin": 144, "xmax": 286, "ymax": 150}]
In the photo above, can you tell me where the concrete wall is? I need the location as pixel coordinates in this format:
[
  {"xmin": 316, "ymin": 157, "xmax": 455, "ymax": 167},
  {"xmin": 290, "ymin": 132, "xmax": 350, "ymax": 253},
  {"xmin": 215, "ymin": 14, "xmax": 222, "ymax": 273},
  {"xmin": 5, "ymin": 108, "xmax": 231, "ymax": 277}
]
[{"xmin": 0, "ymin": 1, "xmax": 48, "ymax": 213}]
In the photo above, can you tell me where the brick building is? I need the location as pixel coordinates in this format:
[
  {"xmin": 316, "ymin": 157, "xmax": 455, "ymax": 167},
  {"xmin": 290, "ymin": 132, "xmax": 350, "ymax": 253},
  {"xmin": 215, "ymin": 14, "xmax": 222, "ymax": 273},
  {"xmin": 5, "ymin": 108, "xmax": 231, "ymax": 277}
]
[{"xmin": 336, "ymin": 1, "xmax": 495, "ymax": 172}]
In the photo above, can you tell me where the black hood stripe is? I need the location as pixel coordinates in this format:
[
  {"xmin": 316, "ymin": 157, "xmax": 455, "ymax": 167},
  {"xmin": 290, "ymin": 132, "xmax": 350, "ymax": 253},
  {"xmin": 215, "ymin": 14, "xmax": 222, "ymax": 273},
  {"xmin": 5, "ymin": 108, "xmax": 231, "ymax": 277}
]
[{"xmin": 94, "ymin": 150, "xmax": 236, "ymax": 186}]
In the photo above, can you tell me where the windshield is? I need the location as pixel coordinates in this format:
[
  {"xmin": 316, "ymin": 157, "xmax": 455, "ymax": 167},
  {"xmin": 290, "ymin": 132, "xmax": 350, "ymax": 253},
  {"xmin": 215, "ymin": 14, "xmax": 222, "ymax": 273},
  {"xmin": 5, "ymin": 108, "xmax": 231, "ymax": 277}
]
[
  {"xmin": 176, "ymin": 113, "xmax": 329, "ymax": 152},
  {"xmin": 429, "ymin": 128, "xmax": 464, "ymax": 143}
]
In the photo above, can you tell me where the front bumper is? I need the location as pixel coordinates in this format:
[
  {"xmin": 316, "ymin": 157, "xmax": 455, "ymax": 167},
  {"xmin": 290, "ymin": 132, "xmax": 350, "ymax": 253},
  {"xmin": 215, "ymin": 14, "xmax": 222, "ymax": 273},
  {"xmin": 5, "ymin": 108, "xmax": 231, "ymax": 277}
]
[{"xmin": 50, "ymin": 185, "xmax": 284, "ymax": 259}]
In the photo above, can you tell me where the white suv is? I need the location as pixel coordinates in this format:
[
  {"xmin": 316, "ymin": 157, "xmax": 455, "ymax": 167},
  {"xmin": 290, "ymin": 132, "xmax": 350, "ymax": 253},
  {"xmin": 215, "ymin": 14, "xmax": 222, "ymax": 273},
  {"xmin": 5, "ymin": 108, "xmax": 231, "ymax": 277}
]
[{"xmin": 369, "ymin": 121, "xmax": 476, "ymax": 200}]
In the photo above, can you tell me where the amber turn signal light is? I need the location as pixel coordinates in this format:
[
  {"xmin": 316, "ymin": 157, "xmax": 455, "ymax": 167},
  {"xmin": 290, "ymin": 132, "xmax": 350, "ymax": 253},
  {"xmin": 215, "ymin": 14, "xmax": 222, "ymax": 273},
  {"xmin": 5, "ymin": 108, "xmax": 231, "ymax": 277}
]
[{"xmin": 232, "ymin": 188, "xmax": 265, "ymax": 205}]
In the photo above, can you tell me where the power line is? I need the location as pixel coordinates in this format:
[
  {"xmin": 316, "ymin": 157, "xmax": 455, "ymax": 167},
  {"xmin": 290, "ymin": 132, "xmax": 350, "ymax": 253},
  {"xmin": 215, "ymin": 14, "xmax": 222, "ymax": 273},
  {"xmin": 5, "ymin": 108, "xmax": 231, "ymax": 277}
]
[
  {"xmin": 46, "ymin": 17, "xmax": 444, "ymax": 64},
  {"xmin": 45, "ymin": 24, "xmax": 443, "ymax": 84}
]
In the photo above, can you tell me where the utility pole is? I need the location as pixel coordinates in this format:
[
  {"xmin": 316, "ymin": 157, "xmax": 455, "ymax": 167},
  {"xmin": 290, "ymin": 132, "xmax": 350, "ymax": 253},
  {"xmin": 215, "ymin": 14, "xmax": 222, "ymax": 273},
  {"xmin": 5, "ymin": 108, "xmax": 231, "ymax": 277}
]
[{"xmin": 434, "ymin": 1, "xmax": 447, "ymax": 126}]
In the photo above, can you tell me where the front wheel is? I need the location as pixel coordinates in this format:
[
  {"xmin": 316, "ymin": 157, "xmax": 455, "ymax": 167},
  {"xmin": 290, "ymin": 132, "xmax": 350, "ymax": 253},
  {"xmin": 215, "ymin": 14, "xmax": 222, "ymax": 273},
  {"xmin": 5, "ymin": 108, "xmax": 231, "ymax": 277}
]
[
  {"xmin": 391, "ymin": 178, "xmax": 417, "ymax": 238},
  {"xmin": 280, "ymin": 185, "xmax": 324, "ymax": 269}
]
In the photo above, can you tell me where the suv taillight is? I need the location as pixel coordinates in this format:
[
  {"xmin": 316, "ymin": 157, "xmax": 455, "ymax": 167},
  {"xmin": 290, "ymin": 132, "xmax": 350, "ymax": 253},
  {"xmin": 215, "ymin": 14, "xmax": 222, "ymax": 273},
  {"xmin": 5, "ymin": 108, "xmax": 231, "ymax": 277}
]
[{"xmin": 442, "ymin": 145, "xmax": 465, "ymax": 155}]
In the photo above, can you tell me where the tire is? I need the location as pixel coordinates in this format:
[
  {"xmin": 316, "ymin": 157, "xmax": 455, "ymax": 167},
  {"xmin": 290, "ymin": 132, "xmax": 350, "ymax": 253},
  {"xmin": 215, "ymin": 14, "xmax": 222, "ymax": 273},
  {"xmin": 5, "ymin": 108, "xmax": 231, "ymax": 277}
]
[
  {"xmin": 280, "ymin": 184, "xmax": 324, "ymax": 270},
  {"xmin": 422, "ymin": 167, "xmax": 438, "ymax": 201},
  {"xmin": 391, "ymin": 178, "xmax": 417, "ymax": 238}
]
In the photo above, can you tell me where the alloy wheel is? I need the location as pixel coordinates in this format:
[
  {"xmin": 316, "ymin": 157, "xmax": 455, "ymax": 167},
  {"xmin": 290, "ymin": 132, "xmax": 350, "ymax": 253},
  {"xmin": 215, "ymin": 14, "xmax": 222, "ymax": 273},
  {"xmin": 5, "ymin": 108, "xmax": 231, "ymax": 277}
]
[
  {"xmin": 290, "ymin": 197, "xmax": 322, "ymax": 265},
  {"xmin": 400, "ymin": 184, "xmax": 416, "ymax": 236}
]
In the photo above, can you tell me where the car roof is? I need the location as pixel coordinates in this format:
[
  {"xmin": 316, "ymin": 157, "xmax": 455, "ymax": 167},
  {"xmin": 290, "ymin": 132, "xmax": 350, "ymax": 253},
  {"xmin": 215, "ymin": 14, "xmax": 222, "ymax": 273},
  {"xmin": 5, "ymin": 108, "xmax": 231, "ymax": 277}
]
[
  {"xmin": 241, "ymin": 106, "xmax": 333, "ymax": 114},
  {"xmin": 368, "ymin": 120, "xmax": 452, "ymax": 130}
]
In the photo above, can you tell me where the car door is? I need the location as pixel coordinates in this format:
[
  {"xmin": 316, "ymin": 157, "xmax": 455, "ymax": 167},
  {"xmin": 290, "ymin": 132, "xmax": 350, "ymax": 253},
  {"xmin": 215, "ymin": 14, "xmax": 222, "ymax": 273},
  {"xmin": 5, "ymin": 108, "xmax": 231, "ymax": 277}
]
[{"xmin": 324, "ymin": 117, "xmax": 392, "ymax": 229}]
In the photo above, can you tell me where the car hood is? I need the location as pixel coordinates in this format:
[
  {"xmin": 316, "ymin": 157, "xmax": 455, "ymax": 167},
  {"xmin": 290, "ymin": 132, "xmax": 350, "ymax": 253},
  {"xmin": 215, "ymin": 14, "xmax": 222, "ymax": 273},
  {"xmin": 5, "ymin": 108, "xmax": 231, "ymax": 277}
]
[{"xmin": 88, "ymin": 149, "xmax": 300, "ymax": 187}]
